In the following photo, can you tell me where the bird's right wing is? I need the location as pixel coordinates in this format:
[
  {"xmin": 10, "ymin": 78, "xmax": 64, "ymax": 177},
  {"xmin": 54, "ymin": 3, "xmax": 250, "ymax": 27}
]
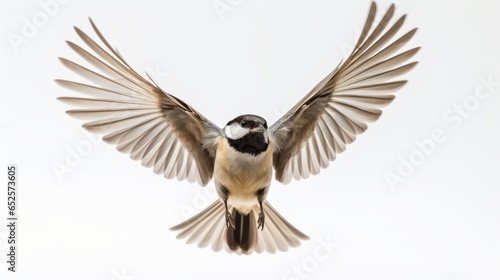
[{"xmin": 57, "ymin": 19, "xmax": 222, "ymax": 186}]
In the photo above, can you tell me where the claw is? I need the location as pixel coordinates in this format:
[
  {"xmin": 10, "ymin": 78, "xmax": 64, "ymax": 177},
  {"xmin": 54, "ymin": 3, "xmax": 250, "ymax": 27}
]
[
  {"xmin": 257, "ymin": 211, "xmax": 265, "ymax": 231},
  {"xmin": 226, "ymin": 211, "xmax": 235, "ymax": 229}
]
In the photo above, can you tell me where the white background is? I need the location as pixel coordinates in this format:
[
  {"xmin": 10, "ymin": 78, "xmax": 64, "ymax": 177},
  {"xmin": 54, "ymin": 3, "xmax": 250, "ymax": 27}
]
[{"xmin": 1, "ymin": 0, "xmax": 500, "ymax": 279}]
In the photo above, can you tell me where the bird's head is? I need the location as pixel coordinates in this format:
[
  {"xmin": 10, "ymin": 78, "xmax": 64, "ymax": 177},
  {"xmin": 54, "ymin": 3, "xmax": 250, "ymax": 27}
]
[
  {"xmin": 223, "ymin": 114, "xmax": 270, "ymax": 155},
  {"xmin": 224, "ymin": 114, "xmax": 268, "ymax": 140}
]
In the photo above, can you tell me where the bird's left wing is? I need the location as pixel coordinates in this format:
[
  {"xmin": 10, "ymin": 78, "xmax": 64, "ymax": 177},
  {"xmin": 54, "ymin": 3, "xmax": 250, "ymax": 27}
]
[
  {"xmin": 57, "ymin": 19, "xmax": 222, "ymax": 186},
  {"xmin": 270, "ymin": 2, "xmax": 420, "ymax": 184}
]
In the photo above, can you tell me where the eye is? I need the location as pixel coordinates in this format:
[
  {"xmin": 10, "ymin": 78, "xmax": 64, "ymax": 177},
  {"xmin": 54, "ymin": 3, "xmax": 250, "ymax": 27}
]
[{"xmin": 241, "ymin": 120, "xmax": 247, "ymax": 127}]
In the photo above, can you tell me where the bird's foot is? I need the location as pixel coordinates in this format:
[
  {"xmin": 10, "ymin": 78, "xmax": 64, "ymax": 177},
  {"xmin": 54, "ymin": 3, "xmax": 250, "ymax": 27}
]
[
  {"xmin": 257, "ymin": 211, "xmax": 265, "ymax": 231},
  {"xmin": 226, "ymin": 211, "xmax": 235, "ymax": 229}
]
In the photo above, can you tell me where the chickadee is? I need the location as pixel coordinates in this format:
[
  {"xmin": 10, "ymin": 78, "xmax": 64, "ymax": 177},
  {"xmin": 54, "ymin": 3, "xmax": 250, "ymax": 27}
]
[{"xmin": 57, "ymin": 2, "xmax": 419, "ymax": 254}]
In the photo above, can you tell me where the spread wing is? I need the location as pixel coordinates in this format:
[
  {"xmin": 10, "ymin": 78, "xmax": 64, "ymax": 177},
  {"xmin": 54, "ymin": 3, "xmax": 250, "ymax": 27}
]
[
  {"xmin": 270, "ymin": 2, "xmax": 420, "ymax": 184},
  {"xmin": 56, "ymin": 19, "xmax": 222, "ymax": 186}
]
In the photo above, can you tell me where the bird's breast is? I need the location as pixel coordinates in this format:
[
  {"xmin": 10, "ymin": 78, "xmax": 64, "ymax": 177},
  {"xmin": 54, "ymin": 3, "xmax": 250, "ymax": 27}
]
[{"xmin": 214, "ymin": 137, "xmax": 273, "ymax": 196}]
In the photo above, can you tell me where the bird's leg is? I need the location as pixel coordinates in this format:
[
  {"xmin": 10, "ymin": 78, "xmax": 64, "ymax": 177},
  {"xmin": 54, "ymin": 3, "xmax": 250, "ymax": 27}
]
[
  {"xmin": 256, "ymin": 187, "xmax": 267, "ymax": 231},
  {"xmin": 217, "ymin": 184, "xmax": 235, "ymax": 229},
  {"xmin": 257, "ymin": 200, "xmax": 265, "ymax": 231},
  {"xmin": 224, "ymin": 199, "xmax": 235, "ymax": 229}
]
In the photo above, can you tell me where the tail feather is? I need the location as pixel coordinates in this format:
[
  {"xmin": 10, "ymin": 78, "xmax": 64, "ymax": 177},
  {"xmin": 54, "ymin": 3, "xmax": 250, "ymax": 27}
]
[
  {"xmin": 211, "ymin": 221, "xmax": 227, "ymax": 251},
  {"xmin": 186, "ymin": 205, "xmax": 224, "ymax": 245},
  {"xmin": 170, "ymin": 200, "xmax": 309, "ymax": 254},
  {"xmin": 226, "ymin": 208, "xmax": 257, "ymax": 252},
  {"xmin": 171, "ymin": 200, "xmax": 223, "ymax": 240},
  {"xmin": 198, "ymin": 213, "xmax": 225, "ymax": 248},
  {"xmin": 264, "ymin": 201, "xmax": 309, "ymax": 245}
]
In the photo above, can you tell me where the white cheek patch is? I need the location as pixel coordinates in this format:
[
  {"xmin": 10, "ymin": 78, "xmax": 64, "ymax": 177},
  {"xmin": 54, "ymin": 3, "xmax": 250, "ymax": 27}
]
[
  {"xmin": 224, "ymin": 123, "xmax": 249, "ymax": 140},
  {"xmin": 263, "ymin": 130, "xmax": 270, "ymax": 143}
]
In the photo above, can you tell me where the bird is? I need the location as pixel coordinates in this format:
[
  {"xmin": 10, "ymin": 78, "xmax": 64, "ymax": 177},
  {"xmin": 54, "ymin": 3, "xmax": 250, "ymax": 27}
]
[{"xmin": 56, "ymin": 1, "xmax": 419, "ymax": 254}]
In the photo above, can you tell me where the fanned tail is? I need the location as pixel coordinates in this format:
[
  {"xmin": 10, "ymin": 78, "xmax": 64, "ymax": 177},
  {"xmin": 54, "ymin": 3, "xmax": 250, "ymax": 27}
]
[{"xmin": 170, "ymin": 200, "xmax": 309, "ymax": 254}]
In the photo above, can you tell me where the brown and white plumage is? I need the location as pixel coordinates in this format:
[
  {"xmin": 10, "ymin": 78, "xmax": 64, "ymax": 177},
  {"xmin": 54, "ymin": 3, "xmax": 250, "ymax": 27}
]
[
  {"xmin": 57, "ymin": 2, "xmax": 419, "ymax": 254},
  {"xmin": 56, "ymin": 19, "xmax": 221, "ymax": 186},
  {"xmin": 270, "ymin": 2, "xmax": 419, "ymax": 184},
  {"xmin": 170, "ymin": 200, "xmax": 308, "ymax": 254}
]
